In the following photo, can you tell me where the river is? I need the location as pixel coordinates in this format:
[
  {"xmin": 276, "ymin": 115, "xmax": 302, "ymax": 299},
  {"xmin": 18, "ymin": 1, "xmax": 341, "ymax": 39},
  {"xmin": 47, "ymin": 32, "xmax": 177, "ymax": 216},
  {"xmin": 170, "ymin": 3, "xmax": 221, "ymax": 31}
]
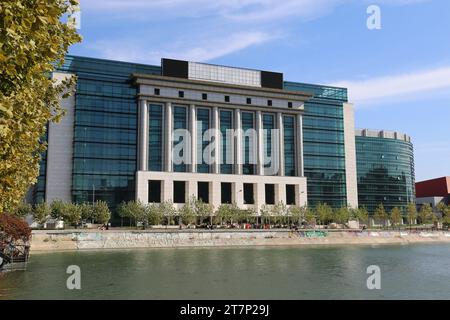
[{"xmin": 1, "ymin": 243, "xmax": 449, "ymax": 299}]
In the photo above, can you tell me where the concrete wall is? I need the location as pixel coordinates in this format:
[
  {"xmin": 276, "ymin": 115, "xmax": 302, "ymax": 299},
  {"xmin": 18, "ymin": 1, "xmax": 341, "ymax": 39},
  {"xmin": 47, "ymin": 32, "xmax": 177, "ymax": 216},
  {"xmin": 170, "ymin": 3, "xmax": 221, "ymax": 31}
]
[
  {"xmin": 45, "ymin": 72, "xmax": 76, "ymax": 203},
  {"xmin": 136, "ymin": 171, "xmax": 307, "ymax": 211},
  {"xmin": 343, "ymin": 103, "xmax": 358, "ymax": 208}
]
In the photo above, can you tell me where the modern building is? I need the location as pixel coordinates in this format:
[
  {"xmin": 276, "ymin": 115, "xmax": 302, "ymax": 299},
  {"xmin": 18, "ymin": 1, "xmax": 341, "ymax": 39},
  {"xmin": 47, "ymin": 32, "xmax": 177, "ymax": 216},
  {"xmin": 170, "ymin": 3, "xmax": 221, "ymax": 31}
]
[
  {"xmin": 29, "ymin": 55, "xmax": 415, "ymax": 221},
  {"xmin": 355, "ymin": 129, "xmax": 415, "ymax": 214},
  {"xmin": 416, "ymin": 177, "xmax": 450, "ymax": 209}
]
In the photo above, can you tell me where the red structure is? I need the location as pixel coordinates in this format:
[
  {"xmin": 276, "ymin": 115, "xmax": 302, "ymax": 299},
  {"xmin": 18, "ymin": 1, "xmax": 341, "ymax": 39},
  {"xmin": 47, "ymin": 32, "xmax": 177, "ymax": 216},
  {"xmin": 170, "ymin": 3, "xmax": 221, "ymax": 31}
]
[{"xmin": 415, "ymin": 177, "xmax": 450, "ymax": 198}]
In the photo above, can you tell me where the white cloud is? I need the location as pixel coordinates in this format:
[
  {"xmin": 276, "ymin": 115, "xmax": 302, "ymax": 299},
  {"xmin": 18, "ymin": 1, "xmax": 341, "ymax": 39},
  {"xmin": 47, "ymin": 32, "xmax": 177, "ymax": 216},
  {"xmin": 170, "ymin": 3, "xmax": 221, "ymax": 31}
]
[
  {"xmin": 333, "ymin": 66, "xmax": 450, "ymax": 105},
  {"xmin": 90, "ymin": 31, "xmax": 276, "ymax": 64}
]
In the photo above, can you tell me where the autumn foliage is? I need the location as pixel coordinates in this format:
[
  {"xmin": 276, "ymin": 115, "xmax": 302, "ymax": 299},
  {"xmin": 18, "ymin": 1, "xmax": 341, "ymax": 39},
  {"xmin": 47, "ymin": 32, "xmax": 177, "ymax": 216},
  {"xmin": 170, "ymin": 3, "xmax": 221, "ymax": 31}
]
[{"xmin": 0, "ymin": 213, "xmax": 31, "ymax": 243}]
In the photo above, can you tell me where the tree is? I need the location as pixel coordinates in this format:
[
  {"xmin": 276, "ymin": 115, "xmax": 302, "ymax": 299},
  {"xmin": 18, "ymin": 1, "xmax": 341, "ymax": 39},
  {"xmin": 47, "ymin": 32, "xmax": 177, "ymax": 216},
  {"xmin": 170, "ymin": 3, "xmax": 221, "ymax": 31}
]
[
  {"xmin": 79, "ymin": 203, "xmax": 94, "ymax": 223},
  {"xmin": 334, "ymin": 207, "xmax": 350, "ymax": 225},
  {"xmin": 271, "ymin": 202, "xmax": 288, "ymax": 226},
  {"xmin": 160, "ymin": 200, "xmax": 176, "ymax": 226},
  {"xmin": 0, "ymin": 213, "xmax": 31, "ymax": 243},
  {"xmin": 13, "ymin": 201, "xmax": 32, "ymax": 218},
  {"xmin": 418, "ymin": 203, "xmax": 433, "ymax": 225},
  {"xmin": 92, "ymin": 201, "xmax": 111, "ymax": 225},
  {"xmin": 316, "ymin": 203, "xmax": 332, "ymax": 227},
  {"xmin": 406, "ymin": 202, "xmax": 417, "ymax": 226},
  {"xmin": 146, "ymin": 203, "xmax": 163, "ymax": 226},
  {"xmin": 289, "ymin": 205, "xmax": 304, "ymax": 226},
  {"xmin": 179, "ymin": 201, "xmax": 196, "ymax": 226},
  {"xmin": 50, "ymin": 199, "xmax": 65, "ymax": 220},
  {"xmin": 304, "ymin": 207, "xmax": 316, "ymax": 227},
  {"xmin": 437, "ymin": 203, "xmax": 450, "ymax": 227},
  {"xmin": 355, "ymin": 207, "xmax": 369, "ymax": 226},
  {"xmin": 33, "ymin": 202, "xmax": 51, "ymax": 226},
  {"xmin": 390, "ymin": 207, "xmax": 402, "ymax": 228},
  {"xmin": 374, "ymin": 204, "xmax": 388, "ymax": 228},
  {"xmin": 0, "ymin": 0, "xmax": 81, "ymax": 213},
  {"xmin": 62, "ymin": 203, "xmax": 82, "ymax": 228}
]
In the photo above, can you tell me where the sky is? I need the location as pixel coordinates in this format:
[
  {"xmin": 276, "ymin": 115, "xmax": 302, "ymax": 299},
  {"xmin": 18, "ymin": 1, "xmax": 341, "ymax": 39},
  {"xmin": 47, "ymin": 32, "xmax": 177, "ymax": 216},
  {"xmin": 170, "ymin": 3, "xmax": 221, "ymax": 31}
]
[{"xmin": 71, "ymin": 0, "xmax": 450, "ymax": 182}]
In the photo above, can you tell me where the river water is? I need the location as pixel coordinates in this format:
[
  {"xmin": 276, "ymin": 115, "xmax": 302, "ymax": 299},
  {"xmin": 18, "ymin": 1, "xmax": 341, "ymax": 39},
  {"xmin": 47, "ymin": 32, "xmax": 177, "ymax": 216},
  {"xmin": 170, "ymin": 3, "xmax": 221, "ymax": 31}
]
[{"xmin": 1, "ymin": 244, "xmax": 449, "ymax": 299}]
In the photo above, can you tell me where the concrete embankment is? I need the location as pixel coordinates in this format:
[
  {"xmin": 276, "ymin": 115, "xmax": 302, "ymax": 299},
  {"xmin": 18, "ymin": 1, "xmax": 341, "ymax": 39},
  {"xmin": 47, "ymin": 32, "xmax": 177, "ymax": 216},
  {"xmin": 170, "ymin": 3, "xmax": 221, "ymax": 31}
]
[{"xmin": 30, "ymin": 229, "xmax": 450, "ymax": 253}]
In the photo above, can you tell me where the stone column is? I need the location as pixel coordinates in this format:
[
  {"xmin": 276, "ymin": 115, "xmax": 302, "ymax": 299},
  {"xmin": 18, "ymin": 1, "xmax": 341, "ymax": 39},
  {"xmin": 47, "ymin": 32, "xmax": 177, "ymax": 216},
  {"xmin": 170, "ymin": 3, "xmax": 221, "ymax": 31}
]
[
  {"xmin": 277, "ymin": 112, "xmax": 285, "ymax": 176},
  {"xmin": 255, "ymin": 183, "xmax": 265, "ymax": 212},
  {"xmin": 138, "ymin": 99, "xmax": 148, "ymax": 171},
  {"xmin": 256, "ymin": 110, "xmax": 264, "ymax": 176},
  {"xmin": 165, "ymin": 102, "xmax": 173, "ymax": 172},
  {"xmin": 190, "ymin": 104, "xmax": 197, "ymax": 173},
  {"xmin": 234, "ymin": 181, "xmax": 244, "ymax": 207},
  {"xmin": 235, "ymin": 109, "xmax": 242, "ymax": 175},
  {"xmin": 296, "ymin": 114, "xmax": 304, "ymax": 177},
  {"xmin": 213, "ymin": 106, "xmax": 220, "ymax": 174}
]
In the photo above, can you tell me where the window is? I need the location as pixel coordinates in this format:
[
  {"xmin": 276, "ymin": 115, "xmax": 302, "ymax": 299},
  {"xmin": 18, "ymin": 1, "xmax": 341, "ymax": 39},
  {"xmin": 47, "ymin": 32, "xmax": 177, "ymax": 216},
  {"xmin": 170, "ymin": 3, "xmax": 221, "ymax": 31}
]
[
  {"xmin": 283, "ymin": 116, "xmax": 296, "ymax": 176},
  {"xmin": 148, "ymin": 104, "xmax": 163, "ymax": 171},
  {"xmin": 265, "ymin": 184, "xmax": 275, "ymax": 205},
  {"xmin": 267, "ymin": 100, "xmax": 272, "ymax": 106},
  {"xmin": 243, "ymin": 183, "xmax": 254, "ymax": 204},
  {"xmin": 178, "ymin": 91, "xmax": 184, "ymax": 98},
  {"xmin": 242, "ymin": 112, "xmax": 256, "ymax": 175},
  {"xmin": 288, "ymin": 102, "xmax": 293, "ymax": 108},
  {"xmin": 173, "ymin": 106, "xmax": 187, "ymax": 172},
  {"xmin": 202, "ymin": 93, "xmax": 208, "ymax": 100},
  {"xmin": 198, "ymin": 182, "xmax": 209, "ymax": 203},
  {"xmin": 246, "ymin": 97, "xmax": 252, "ymax": 104},
  {"xmin": 173, "ymin": 181, "xmax": 186, "ymax": 203},
  {"xmin": 154, "ymin": 88, "xmax": 160, "ymax": 95},
  {"xmin": 286, "ymin": 184, "xmax": 296, "ymax": 205},
  {"xmin": 224, "ymin": 95, "xmax": 230, "ymax": 102},
  {"xmin": 220, "ymin": 110, "xmax": 233, "ymax": 174},
  {"xmin": 263, "ymin": 114, "xmax": 275, "ymax": 172},
  {"xmin": 221, "ymin": 183, "xmax": 232, "ymax": 204},
  {"xmin": 148, "ymin": 180, "xmax": 161, "ymax": 203},
  {"xmin": 197, "ymin": 108, "xmax": 210, "ymax": 173}
]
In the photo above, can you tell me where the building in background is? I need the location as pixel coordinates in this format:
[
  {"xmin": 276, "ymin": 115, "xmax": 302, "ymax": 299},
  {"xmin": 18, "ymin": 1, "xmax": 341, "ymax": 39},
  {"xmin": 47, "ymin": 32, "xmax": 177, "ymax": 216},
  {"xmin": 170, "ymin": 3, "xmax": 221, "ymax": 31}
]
[
  {"xmin": 355, "ymin": 129, "xmax": 415, "ymax": 214},
  {"xmin": 416, "ymin": 177, "xmax": 450, "ymax": 209},
  {"xmin": 30, "ymin": 55, "xmax": 415, "ymax": 221}
]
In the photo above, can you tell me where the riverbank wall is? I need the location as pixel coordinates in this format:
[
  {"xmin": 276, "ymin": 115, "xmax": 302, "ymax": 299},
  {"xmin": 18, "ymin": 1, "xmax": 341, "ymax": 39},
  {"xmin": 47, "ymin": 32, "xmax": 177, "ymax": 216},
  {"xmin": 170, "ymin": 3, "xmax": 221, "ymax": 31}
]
[{"xmin": 30, "ymin": 229, "xmax": 450, "ymax": 252}]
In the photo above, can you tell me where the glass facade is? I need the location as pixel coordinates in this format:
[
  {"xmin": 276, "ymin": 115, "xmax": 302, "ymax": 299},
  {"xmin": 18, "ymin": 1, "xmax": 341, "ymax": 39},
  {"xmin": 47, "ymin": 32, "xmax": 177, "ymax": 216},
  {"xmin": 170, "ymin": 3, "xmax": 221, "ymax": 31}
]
[
  {"xmin": 148, "ymin": 104, "xmax": 164, "ymax": 171},
  {"xmin": 57, "ymin": 56, "xmax": 160, "ymax": 218},
  {"xmin": 241, "ymin": 111, "xmax": 256, "ymax": 175},
  {"xmin": 220, "ymin": 109, "xmax": 233, "ymax": 174},
  {"xmin": 173, "ymin": 105, "xmax": 188, "ymax": 172},
  {"xmin": 356, "ymin": 135, "xmax": 415, "ymax": 214},
  {"xmin": 197, "ymin": 108, "xmax": 210, "ymax": 173},
  {"xmin": 262, "ymin": 113, "xmax": 274, "ymax": 172},
  {"xmin": 284, "ymin": 82, "xmax": 347, "ymax": 208},
  {"xmin": 283, "ymin": 116, "xmax": 296, "ymax": 177}
]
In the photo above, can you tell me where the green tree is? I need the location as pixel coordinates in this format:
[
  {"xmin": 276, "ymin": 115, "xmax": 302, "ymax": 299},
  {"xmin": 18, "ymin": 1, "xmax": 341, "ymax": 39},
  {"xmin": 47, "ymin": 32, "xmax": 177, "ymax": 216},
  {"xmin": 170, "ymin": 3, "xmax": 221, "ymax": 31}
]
[
  {"xmin": 33, "ymin": 202, "xmax": 51, "ymax": 225},
  {"xmin": 160, "ymin": 200, "xmax": 176, "ymax": 226},
  {"xmin": 316, "ymin": 203, "xmax": 332, "ymax": 226},
  {"xmin": 179, "ymin": 201, "xmax": 196, "ymax": 226},
  {"xmin": 13, "ymin": 201, "xmax": 32, "ymax": 218},
  {"xmin": 335, "ymin": 207, "xmax": 350, "ymax": 225},
  {"xmin": 304, "ymin": 207, "xmax": 316, "ymax": 227},
  {"xmin": 289, "ymin": 205, "xmax": 304, "ymax": 226},
  {"xmin": 92, "ymin": 201, "xmax": 111, "ymax": 225},
  {"xmin": 62, "ymin": 202, "xmax": 81, "ymax": 228},
  {"xmin": 79, "ymin": 203, "xmax": 94, "ymax": 223},
  {"xmin": 354, "ymin": 206, "xmax": 369, "ymax": 226},
  {"xmin": 390, "ymin": 207, "xmax": 402, "ymax": 228},
  {"xmin": 437, "ymin": 203, "xmax": 450, "ymax": 227},
  {"xmin": 406, "ymin": 202, "xmax": 417, "ymax": 226},
  {"xmin": 418, "ymin": 203, "xmax": 433, "ymax": 225},
  {"xmin": 374, "ymin": 204, "xmax": 388, "ymax": 228},
  {"xmin": 50, "ymin": 199, "xmax": 65, "ymax": 220},
  {"xmin": 0, "ymin": 0, "xmax": 81, "ymax": 213}
]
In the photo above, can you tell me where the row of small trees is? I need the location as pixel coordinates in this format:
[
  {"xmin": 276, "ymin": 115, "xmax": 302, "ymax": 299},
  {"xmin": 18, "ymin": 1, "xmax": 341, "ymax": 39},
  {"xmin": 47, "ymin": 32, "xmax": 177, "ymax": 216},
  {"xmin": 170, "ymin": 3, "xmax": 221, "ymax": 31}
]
[
  {"xmin": 10, "ymin": 200, "xmax": 111, "ymax": 228},
  {"xmin": 117, "ymin": 199, "xmax": 450, "ymax": 229},
  {"xmin": 116, "ymin": 197, "xmax": 372, "ymax": 229},
  {"xmin": 373, "ymin": 203, "xmax": 450, "ymax": 227}
]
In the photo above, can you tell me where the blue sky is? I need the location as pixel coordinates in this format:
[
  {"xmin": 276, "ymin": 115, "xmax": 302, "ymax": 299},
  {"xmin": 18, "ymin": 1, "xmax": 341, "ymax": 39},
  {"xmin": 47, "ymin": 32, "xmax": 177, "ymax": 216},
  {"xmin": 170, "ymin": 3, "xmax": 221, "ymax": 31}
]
[{"xmin": 71, "ymin": 0, "xmax": 450, "ymax": 181}]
